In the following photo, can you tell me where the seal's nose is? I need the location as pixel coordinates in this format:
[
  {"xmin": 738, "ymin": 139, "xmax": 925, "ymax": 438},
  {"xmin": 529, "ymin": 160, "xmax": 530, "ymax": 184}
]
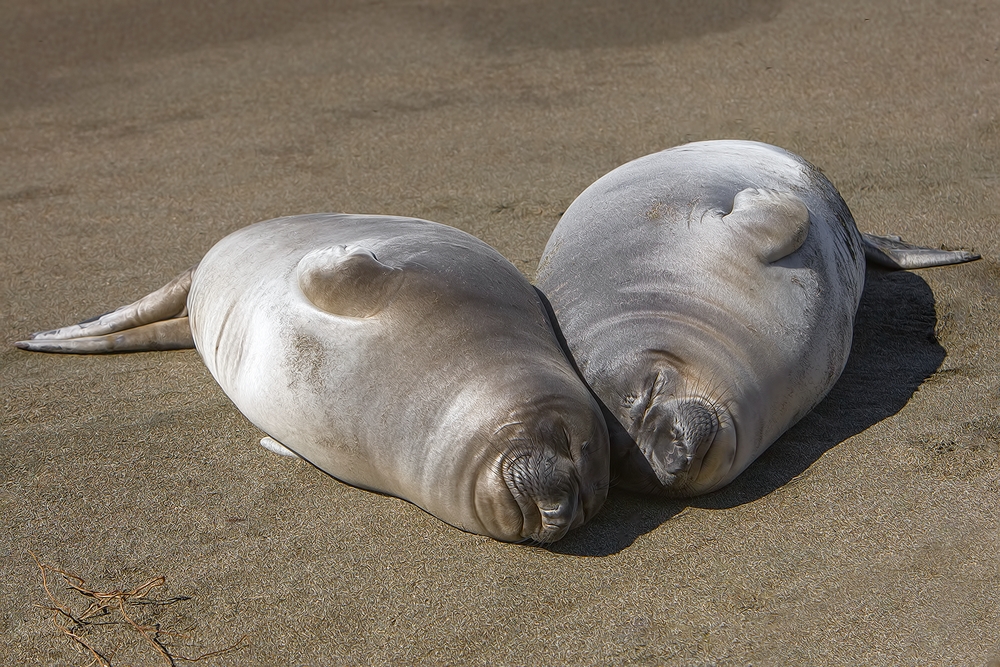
[
  {"xmin": 638, "ymin": 399, "xmax": 718, "ymax": 487},
  {"xmin": 531, "ymin": 492, "xmax": 580, "ymax": 544}
]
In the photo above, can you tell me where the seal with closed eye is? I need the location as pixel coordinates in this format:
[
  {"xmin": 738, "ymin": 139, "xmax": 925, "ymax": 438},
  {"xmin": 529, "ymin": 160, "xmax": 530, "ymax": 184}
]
[
  {"xmin": 18, "ymin": 214, "xmax": 610, "ymax": 543},
  {"xmin": 536, "ymin": 140, "xmax": 978, "ymax": 497}
]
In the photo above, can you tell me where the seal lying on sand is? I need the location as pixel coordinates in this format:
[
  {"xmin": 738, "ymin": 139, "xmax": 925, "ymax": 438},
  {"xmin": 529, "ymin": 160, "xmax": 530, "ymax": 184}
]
[
  {"xmin": 535, "ymin": 140, "xmax": 979, "ymax": 497},
  {"xmin": 18, "ymin": 214, "xmax": 610, "ymax": 543}
]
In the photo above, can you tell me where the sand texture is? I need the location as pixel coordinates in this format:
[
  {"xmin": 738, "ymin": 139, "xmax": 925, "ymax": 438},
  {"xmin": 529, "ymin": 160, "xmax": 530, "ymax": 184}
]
[{"xmin": 2, "ymin": 1, "xmax": 998, "ymax": 665}]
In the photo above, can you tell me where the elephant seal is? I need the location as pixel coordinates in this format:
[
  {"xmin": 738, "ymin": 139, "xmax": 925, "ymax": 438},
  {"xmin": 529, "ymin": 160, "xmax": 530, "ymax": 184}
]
[
  {"xmin": 535, "ymin": 140, "xmax": 979, "ymax": 497},
  {"xmin": 17, "ymin": 214, "xmax": 610, "ymax": 543}
]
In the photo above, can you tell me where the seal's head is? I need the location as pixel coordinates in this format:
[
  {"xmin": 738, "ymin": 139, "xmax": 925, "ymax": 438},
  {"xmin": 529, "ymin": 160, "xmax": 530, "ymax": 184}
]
[
  {"xmin": 473, "ymin": 397, "xmax": 609, "ymax": 544},
  {"xmin": 614, "ymin": 361, "xmax": 737, "ymax": 497}
]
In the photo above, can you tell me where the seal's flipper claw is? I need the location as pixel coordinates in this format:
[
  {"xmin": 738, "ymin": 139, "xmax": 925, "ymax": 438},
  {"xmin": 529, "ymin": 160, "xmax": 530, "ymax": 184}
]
[
  {"xmin": 260, "ymin": 436, "xmax": 300, "ymax": 458},
  {"xmin": 862, "ymin": 233, "xmax": 980, "ymax": 269},
  {"xmin": 15, "ymin": 318, "xmax": 194, "ymax": 354}
]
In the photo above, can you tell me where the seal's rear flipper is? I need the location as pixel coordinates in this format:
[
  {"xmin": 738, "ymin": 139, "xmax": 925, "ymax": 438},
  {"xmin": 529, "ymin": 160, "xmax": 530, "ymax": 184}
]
[
  {"xmin": 862, "ymin": 233, "xmax": 980, "ymax": 269},
  {"xmin": 15, "ymin": 266, "xmax": 197, "ymax": 354}
]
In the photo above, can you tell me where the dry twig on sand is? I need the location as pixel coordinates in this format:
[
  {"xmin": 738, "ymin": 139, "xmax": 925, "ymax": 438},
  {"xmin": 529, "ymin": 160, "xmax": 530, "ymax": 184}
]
[{"xmin": 30, "ymin": 552, "xmax": 247, "ymax": 667}]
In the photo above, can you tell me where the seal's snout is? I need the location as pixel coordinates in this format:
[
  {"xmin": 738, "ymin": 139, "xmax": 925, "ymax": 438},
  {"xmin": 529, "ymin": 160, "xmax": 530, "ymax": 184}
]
[
  {"xmin": 637, "ymin": 398, "xmax": 719, "ymax": 490},
  {"xmin": 501, "ymin": 448, "xmax": 583, "ymax": 544},
  {"xmin": 533, "ymin": 492, "xmax": 581, "ymax": 544},
  {"xmin": 476, "ymin": 396, "xmax": 608, "ymax": 543}
]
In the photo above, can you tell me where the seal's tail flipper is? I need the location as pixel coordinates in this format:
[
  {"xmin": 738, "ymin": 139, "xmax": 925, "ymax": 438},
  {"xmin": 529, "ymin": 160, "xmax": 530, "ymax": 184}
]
[
  {"xmin": 862, "ymin": 233, "xmax": 980, "ymax": 270},
  {"xmin": 15, "ymin": 266, "xmax": 197, "ymax": 354}
]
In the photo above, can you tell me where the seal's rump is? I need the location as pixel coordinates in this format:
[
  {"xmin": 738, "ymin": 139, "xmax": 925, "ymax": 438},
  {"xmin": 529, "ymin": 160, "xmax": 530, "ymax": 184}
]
[{"xmin": 14, "ymin": 266, "xmax": 196, "ymax": 353}]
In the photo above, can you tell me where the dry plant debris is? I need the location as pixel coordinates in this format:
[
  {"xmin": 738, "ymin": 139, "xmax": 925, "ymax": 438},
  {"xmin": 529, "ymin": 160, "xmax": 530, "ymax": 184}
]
[{"xmin": 31, "ymin": 552, "xmax": 247, "ymax": 667}]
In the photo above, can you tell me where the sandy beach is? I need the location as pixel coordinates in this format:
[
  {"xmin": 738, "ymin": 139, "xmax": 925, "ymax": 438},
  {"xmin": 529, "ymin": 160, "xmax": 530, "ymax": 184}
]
[{"xmin": 2, "ymin": 1, "xmax": 997, "ymax": 664}]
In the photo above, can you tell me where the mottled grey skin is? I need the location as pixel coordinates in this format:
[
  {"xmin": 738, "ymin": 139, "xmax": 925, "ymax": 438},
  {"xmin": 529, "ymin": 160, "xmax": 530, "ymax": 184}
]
[
  {"xmin": 19, "ymin": 214, "xmax": 610, "ymax": 543},
  {"xmin": 536, "ymin": 140, "xmax": 976, "ymax": 497}
]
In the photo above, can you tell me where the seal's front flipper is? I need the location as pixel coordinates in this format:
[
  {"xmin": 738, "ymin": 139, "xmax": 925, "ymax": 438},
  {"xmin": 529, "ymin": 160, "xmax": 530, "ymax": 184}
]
[
  {"xmin": 862, "ymin": 233, "xmax": 980, "ymax": 269},
  {"xmin": 15, "ymin": 265, "xmax": 196, "ymax": 354},
  {"xmin": 722, "ymin": 188, "xmax": 811, "ymax": 263},
  {"xmin": 260, "ymin": 436, "xmax": 300, "ymax": 458},
  {"xmin": 297, "ymin": 245, "xmax": 403, "ymax": 318}
]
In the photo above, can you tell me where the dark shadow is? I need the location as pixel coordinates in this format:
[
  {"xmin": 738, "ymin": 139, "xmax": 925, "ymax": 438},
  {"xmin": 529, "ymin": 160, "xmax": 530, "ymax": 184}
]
[
  {"xmin": 548, "ymin": 489, "xmax": 685, "ymax": 555},
  {"xmin": 451, "ymin": 0, "xmax": 785, "ymax": 51},
  {"xmin": 548, "ymin": 267, "xmax": 946, "ymax": 555},
  {"xmin": 693, "ymin": 267, "xmax": 945, "ymax": 509}
]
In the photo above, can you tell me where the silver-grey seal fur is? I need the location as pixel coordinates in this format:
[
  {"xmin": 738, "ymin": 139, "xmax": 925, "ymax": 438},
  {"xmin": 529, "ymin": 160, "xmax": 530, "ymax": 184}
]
[
  {"xmin": 536, "ymin": 140, "xmax": 979, "ymax": 497},
  {"xmin": 18, "ymin": 214, "xmax": 610, "ymax": 543}
]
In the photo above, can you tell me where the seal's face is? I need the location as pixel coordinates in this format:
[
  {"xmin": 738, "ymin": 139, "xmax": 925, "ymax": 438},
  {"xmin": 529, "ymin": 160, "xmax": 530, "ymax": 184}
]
[
  {"xmin": 631, "ymin": 396, "xmax": 736, "ymax": 496},
  {"xmin": 474, "ymin": 399, "xmax": 609, "ymax": 544},
  {"xmin": 612, "ymin": 362, "xmax": 737, "ymax": 497}
]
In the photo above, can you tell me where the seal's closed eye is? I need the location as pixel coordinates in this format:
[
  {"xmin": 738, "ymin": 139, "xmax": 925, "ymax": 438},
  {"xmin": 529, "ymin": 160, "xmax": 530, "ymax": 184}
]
[{"xmin": 296, "ymin": 245, "xmax": 404, "ymax": 318}]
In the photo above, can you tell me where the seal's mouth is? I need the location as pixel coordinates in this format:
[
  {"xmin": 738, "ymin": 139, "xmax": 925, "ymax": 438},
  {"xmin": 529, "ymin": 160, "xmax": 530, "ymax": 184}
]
[
  {"xmin": 529, "ymin": 495, "xmax": 582, "ymax": 544},
  {"xmin": 501, "ymin": 450, "xmax": 582, "ymax": 544}
]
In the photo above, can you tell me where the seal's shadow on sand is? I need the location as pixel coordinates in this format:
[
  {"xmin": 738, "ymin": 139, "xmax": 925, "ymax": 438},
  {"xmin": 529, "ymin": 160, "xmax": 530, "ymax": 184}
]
[{"xmin": 550, "ymin": 268, "xmax": 945, "ymax": 556}]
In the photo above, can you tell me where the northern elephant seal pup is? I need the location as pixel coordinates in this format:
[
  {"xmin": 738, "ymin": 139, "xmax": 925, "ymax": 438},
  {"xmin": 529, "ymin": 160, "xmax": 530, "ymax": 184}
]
[
  {"xmin": 536, "ymin": 140, "xmax": 979, "ymax": 497},
  {"xmin": 18, "ymin": 214, "xmax": 610, "ymax": 543}
]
